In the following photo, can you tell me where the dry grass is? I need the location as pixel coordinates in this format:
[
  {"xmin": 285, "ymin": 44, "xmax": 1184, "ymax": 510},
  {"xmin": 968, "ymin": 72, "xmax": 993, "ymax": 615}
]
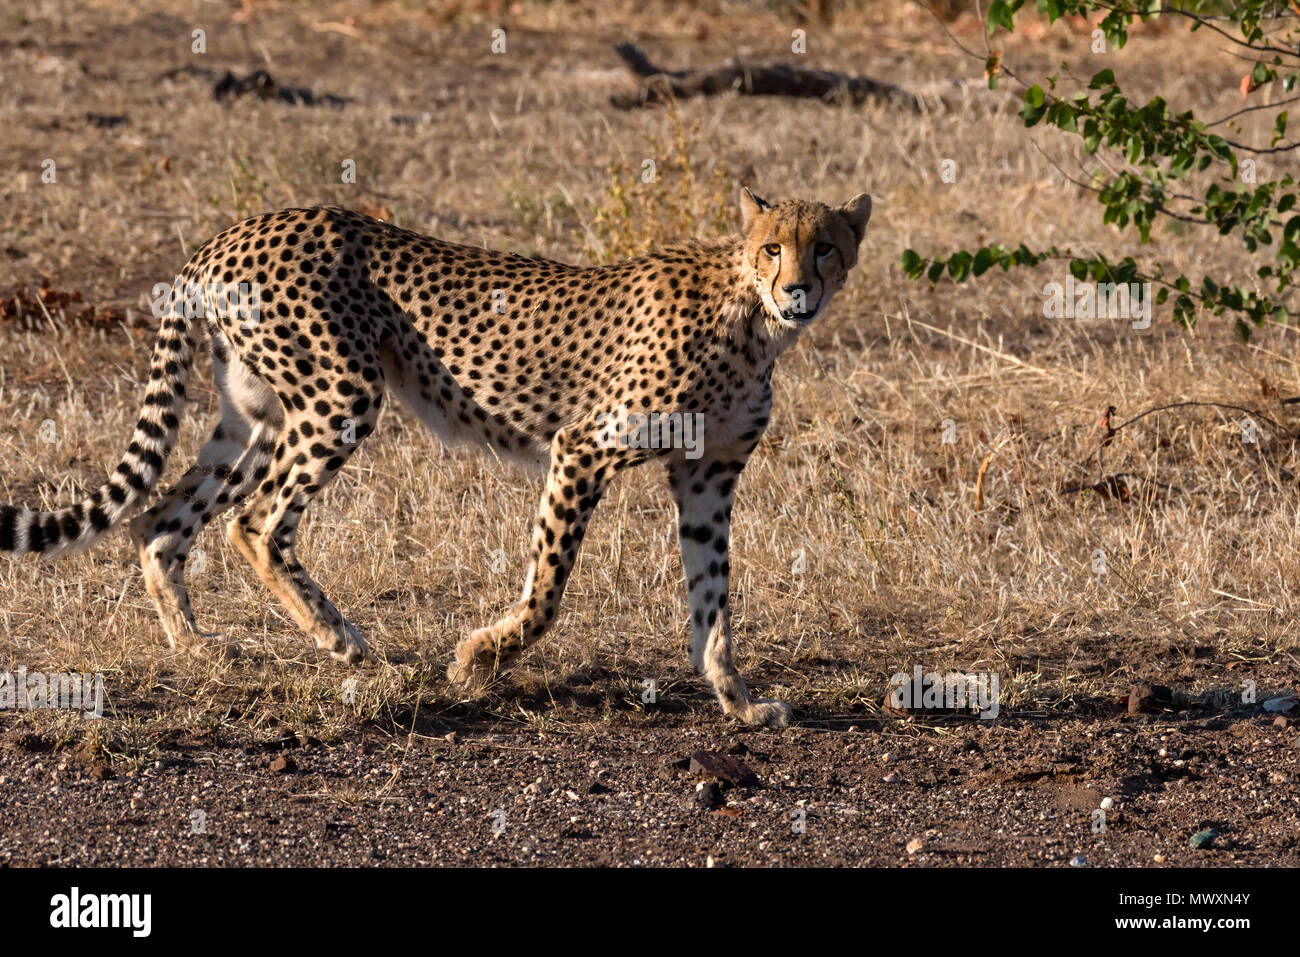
[{"xmin": 1, "ymin": 0, "xmax": 1298, "ymax": 759}]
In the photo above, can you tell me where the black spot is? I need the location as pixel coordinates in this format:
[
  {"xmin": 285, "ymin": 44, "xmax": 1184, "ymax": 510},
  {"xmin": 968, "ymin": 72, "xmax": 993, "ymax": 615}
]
[
  {"xmin": 26, "ymin": 517, "xmax": 46, "ymax": 553},
  {"xmin": 0, "ymin": 506, "xmax": 16, "ymax": 550}
]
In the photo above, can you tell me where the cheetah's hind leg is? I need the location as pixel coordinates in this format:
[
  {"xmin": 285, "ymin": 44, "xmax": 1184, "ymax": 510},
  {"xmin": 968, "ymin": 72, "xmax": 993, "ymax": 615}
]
[
  {"xmin": 225, "ymin": 387, "xmax": 382, "ymax": 665},
  {"xmin": 128, "ymin": 404, "xmax": 277, "ymax": 660}
]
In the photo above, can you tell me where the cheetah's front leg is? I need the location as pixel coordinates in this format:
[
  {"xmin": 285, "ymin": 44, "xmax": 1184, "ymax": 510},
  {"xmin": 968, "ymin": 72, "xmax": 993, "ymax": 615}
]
[
  {"xmin": 668, "ymin": 452, "xmax": 791, "ymax": 729},
  {"xmin": 448, "ymin": 425, "xmax": 619, "ymax": 689}
]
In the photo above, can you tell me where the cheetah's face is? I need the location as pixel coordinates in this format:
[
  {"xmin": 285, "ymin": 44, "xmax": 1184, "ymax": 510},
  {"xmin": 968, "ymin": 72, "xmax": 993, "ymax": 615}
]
[{"xmin": 740, "ymin": 188, "xmax": 872, "ymax": 329}]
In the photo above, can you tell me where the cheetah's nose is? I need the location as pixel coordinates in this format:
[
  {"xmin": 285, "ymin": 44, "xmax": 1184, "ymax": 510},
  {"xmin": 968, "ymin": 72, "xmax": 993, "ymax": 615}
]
[{"xmin": 782, "ymin": 283, "xmax": 811, "ymax": 295}]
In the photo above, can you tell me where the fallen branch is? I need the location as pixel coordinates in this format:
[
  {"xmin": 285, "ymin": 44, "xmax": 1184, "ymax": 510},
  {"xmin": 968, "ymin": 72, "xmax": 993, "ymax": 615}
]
[
  {"xmin": 212, "ymin": 69, "xmax": 348, "ymax": 108},
  {"xmin": 610, "ymin": 42, "xmax": 924, "ymax": 112},
  {"xmin": 157, "ymin": 66, "xmax": 348, "ymax": 108}
]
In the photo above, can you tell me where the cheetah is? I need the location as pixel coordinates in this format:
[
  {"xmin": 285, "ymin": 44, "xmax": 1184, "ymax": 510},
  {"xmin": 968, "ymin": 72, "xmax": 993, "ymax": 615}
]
[{"xmin": 0, "ymin": 188, "xmax": 871, "ymax": 728}]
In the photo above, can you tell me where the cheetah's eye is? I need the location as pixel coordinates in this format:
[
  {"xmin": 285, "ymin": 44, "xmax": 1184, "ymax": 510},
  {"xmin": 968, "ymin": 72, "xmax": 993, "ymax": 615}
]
[
  {"xmin": 815, "ymin": 242, "xmax": 834, "ymax": 257},
  {"xmin": 763, "ymin": 243, "xmax": 781, "ymax": 257}
]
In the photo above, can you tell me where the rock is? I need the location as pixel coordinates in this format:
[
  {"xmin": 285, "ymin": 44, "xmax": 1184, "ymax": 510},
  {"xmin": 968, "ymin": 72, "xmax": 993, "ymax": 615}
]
[
  {"xmin": 695, "ymin": 781, "xmax": 723, "ymax": 809},
  {"xmin": 1188, "ymin": 827, "xmax": 1219, "ymax": 849},
  {"xmin": 1262, "ymin": 693, "xmax": 1297, "ymax": 714},
  {"xmin": 659, "ymin": 755, "xmax": 692, "ymax": 780},
  {"xmin": 883, "ymin": 772, "xmax": 899, "ymax": 783},
  {"xmin": 1100, "ymin": 796, "xmax": 1114, "ymax": 810},
  {"xmin": 1069, "ymin": 854, "xmax": 1086, "ymax": 867},
  {"xmin": 689, "ymin": 749, "xmax": 759, "ymax": 787},
  {"xmin": 268, "ymin": 755, "xmax": 296, "ymax": 774},
  {"xmin": 1273, "ymin": 716, "xmax": 1290, "ymax": 729},
  {"xmin": 1128, "ymin": 684, "xmax": 1173, "ymax": 715},
  {"xmin": 905, "ymin": 837, "xmax": 924, "ymax": 855}
]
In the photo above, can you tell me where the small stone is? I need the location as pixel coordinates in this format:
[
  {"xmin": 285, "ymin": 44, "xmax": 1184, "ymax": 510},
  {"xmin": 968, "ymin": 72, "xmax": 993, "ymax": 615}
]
[
  {"xmin": 1069, "ymin": 854, "xmax": 1086, "ymax": 867},
  {"xmin": 883, "ymin": 772, "xmax": 899, "ymax": 783},
  {"xmin": 1272, "ymin": 716, "xmax": 1290, "ymax": 729},
  {"xmin": 1128, "ymin": 684, "xmax": 1172, "ymax": 715},
  {"xmin": 905, "ymin": 838, "xmax": 924, "ymax": 855},
  {"xmin": 1153, "ymin": 853, "xmax": 1165, "ymax": 863},
  {"xmin": 1100, "ymin": 797, "xmax": 1114, "ymax": 810},
  {"xmin": 1188, "ymin": 827, "xmax": 1219, "ymax": 849},
  {"xmin": 268, "ymin": 755, "xmax": 296, "ymax": 774},
  {"xmin": 695, "ymin": 781, "xmax": 723, "ymax": 809},
  {"xmin": 689, "ymin": 750, "xmax": 759, "ymax": 787}
]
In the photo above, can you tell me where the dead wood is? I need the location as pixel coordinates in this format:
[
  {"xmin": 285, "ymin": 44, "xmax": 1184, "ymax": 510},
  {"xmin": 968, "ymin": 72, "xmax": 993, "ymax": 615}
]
[{"xmin": 610, "ymin": 42, "xmax": 924, "ymax": 112}]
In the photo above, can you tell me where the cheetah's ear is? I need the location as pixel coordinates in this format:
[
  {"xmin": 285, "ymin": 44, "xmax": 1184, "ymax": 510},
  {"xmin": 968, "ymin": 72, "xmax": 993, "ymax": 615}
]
[
  {"xmin": 739, "ymin": 187, "xmax": 772, "ymax": 234},
  {"xmin": 838, "ymin": 193, "xmax": 873, "ymax": 245}
]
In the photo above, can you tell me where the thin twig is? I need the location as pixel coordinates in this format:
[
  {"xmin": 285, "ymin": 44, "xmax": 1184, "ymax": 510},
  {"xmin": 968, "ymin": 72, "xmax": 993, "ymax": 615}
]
[{"xmin": 1087, "ymin": 399, "xmax": 1300, "ymax": 483}]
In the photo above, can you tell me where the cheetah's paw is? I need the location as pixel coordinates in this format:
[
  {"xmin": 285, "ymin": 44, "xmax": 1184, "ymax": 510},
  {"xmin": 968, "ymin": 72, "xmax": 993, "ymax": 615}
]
[{"xmin": 736, "ymin": 698, "xmax": 792, "ymax": 729}]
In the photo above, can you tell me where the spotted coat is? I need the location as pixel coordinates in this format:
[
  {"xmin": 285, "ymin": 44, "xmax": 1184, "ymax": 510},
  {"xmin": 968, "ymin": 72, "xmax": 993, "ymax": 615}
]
[{"xmin": 0, "ymin": 188, "xmax": 871, "ymax": 727}]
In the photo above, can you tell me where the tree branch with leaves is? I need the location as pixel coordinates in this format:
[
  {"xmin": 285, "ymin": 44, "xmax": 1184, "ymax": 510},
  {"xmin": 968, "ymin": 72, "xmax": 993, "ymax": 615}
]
[{"xmin": 903, "ymin": 0, "xmax": 1300, "ymax": 339}]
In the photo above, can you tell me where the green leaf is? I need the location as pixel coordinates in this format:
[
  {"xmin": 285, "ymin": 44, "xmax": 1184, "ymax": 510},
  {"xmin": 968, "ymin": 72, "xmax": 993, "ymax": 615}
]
[
  {"xmin": 947, "ymin": 251, "xmax": 974, "ymax": 282},
  {"xmin": 1020, "ymin": 84, "xmax": 1048, "ymax": 126},
  {"xmin": 1088, "ymin": 68, "xmax": 1115, "ymax": 89},
  {"xmin": 986, "ymin": 0, "xmax": 1015, "ymax": 34}
]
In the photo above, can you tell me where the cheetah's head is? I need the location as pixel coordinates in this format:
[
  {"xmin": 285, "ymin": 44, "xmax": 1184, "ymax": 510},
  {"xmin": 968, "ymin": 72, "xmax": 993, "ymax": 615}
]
[{"xmin": 739, "ymin": 188, "xmax": 872, "ymax": 330}]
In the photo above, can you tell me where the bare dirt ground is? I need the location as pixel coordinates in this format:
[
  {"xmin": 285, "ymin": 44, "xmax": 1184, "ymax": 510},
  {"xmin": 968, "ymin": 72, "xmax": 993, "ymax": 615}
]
[{"xmin": 0, "ymin": 0, "xmax": 1297, "ymax": 867}]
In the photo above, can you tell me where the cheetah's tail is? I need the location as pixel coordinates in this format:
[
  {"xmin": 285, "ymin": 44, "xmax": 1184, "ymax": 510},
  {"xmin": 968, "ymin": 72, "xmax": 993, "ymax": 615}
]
[{"xmin": 0, "ymin": 277, "xmax": 203, "ymax": 559}]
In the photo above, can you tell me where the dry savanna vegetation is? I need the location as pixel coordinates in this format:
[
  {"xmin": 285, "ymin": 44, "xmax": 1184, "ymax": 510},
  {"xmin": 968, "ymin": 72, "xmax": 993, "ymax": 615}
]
[{"xmin": 0, "ymin": 0, "xmax": 1297, "ymax": 866}]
